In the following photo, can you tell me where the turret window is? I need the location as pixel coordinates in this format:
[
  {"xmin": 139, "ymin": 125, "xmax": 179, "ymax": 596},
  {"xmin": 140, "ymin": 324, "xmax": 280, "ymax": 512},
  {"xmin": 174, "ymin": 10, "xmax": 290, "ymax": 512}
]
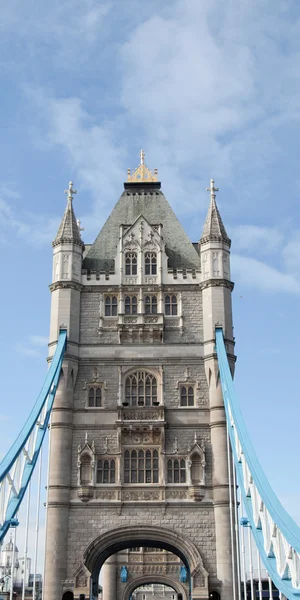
[
  {"xmin": 96, "ymin": 459, "xmax": 115, "ymax": 484},
  {"xmin": 167, "ymin": 458, "xmax": 186, "ymax": 483},
  {"xmin": 125, "ymin": 252, "xmax": 137, "ymax": 275},
  {"xmin": 165, "ymin": 295, "xmax": 177, "ymax": 315},
  {"xmin": 125, "ymin": 295, "xmax": 138, "ymax": 314},
  {"xmin": 145, "ymin": 252, "xmax": 157, "ymax": 275},
  {"xmin": 124, "ymin": 449, "xmax": 159, "ymax": 483},
  {"xmin": 125, "ymin": 371, "xmax": 158, "ymax": 406},
  {"xmin": 145, "ymin": 295, "xmax": 157, "ymax": 314},
  {"xmin": 105, "ymin": 296, "xmax": 118, "ymax": 316},
  {"xmin": 180, "ymin": 386, "xmax": 194, "ymax": 407},
  {"xmin": 88, "ymin": 386, "xmax": 102, "ymax": 407}
]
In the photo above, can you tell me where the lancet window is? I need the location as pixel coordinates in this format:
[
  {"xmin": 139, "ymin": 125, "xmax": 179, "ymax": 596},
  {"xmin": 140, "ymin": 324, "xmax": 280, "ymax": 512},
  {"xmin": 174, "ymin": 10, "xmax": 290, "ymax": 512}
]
[
  {"xmin": 124, "ymin": 449, "xmax": 159, "ymax": 483},
  {"xmin": 167, "ymin": 458, "xmax": 186, "ymax": 483},
  {"xmin": 180, "ymin": 386, "xmax": 194, "ymax": 407},
  {"xmin": 125, "ymin": 296, "xmax": 138, "ymax": 315},
  {"xmin": 165, "ymin": 295, "xmax": 178, "ymax": 315},
  {"xmin": 105, "ymin": 296, "xmax": 118, "ymax": 316},
  {"xmin": 96, "ymin": 459, "xmax": 115, "ymax": 484},
  {"xmin": 145, "ymin": 252, "xmax": 157, "ymax": 275},
  {"xmin": 125, "ymin": 252, "xmax": 137, "ymax": 275},
  {"xmin": 88, "ymin": 386, "xmax": 102, "ymax": 407},
  {"xmin": 144, "ymin": 295, "xmax": 157, "ymax": 314},
  {"xmin": 125, "ymin": 371, "xmax": 158, "ymax": 406}
]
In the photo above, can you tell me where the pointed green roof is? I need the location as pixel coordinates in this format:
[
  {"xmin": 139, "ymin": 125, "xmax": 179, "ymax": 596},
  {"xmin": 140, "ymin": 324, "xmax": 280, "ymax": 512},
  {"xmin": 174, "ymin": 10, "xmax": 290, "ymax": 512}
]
[
  {"xmin": 83, "ymin": 182, "xmax": 200, "ymax": 271},
  {"xmin": 53, "ymin": 182, "xmax": 84, "ymax": 247}
]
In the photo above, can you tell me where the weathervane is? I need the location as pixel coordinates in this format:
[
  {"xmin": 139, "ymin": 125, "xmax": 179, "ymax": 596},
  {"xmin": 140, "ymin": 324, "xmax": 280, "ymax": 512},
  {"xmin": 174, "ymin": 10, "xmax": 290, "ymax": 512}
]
[
  {"xmin": 206, "ymin": 179, "xmax": 219, "ymax": 200},
  {"xmin": 64, "ymin": 181, "xmax": 77, "ymax": 202}
]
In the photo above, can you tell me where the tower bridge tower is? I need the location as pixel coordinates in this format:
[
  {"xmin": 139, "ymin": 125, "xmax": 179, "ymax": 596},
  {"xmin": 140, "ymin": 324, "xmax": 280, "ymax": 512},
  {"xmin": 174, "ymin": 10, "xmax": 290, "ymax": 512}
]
[{"xmin": 44, "ymin": 155, "xmax": 235, "ymax": 600}]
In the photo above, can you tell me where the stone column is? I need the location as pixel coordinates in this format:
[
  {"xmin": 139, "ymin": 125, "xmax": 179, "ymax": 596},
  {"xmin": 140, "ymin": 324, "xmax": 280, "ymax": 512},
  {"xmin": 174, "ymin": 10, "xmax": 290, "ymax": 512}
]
[
  {"xmin": 44, "ymin": 362, "xmax": 75, "ymax": 600},
  {"xmin": 102, "ymin": 555, "xmax": 117, "ymax": 600}
]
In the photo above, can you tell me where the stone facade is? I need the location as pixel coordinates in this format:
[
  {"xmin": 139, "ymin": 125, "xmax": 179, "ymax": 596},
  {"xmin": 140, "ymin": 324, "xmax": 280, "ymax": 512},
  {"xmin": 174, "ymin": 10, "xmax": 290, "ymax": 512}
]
[{"xmin": 44, "ymin": 168, "xmax": 236, "ymax": 600}]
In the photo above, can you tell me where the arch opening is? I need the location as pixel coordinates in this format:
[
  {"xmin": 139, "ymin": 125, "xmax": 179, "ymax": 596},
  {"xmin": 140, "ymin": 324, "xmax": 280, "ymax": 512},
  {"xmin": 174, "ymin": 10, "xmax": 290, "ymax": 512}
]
[
  {"xmin": 126, "ymin": 578, "xmax": 185, "ymax": 600},
  {"xmin": 62, "ymin": 592, "xmax": 74, "ymax": 600},
  {"xmin": 83, "ymin": 525, "xmax": 208, "ymax": 598}
]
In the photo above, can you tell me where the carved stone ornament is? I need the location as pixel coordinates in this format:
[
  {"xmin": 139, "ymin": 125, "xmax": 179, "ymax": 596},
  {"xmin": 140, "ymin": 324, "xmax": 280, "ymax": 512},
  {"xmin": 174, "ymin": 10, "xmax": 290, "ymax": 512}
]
[
  {"xmin": 78, "ymin": 486, "xmax": 94, "ymax": 503},
  {"xmin": 122, "ymin": 489, "xmax": 161, "ymax": 501}
]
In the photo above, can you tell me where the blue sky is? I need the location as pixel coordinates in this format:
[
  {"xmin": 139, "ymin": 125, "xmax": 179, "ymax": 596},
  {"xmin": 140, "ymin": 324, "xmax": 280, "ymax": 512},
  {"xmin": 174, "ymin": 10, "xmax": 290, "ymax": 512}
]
[{"xmin": 1, "ymin": 0, "xmax": 300, "ymax": 566}]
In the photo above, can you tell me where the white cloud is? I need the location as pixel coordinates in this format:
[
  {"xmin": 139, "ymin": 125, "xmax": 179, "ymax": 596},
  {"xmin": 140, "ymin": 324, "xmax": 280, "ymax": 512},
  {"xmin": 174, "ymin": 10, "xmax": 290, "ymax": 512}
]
[
  {"xmin": 0, "ymin": 191, "xmax": 59, "ymax": 247},
  {"xmin": 14, "ymin": 335, "xmax": 48, "ymax": 358},
  {"xmin": 230, "ymin": 225, "xmax": 283, "ymax": 255},
  {"xmin": 232, "ymin": 253, "xmax": 300, "ymax": 295},
  {"xmin": 282, "ymin": 235, "xmax": 300, "ymax": 277}
]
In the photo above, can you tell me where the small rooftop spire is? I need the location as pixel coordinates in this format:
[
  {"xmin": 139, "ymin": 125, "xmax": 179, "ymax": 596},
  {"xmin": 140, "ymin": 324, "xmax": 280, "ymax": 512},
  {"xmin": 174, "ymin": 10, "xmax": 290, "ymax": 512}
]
[
  {"xmin": 200, "ymin": 178, "xmax": 231, "ymax": 246},
  {"xmin": 127, "ymin": 150, "xmax": 158, "ymax": 183},
  {"xmin": 206, "ymin": 178, "xmax": 219, "ymax": 200},
  {"xmin": 53, "ymin": 180, "xmax": 83, "ymax": 247},
  {"xmin": 64, "ymin": 181, "xmax": 77, "ymax": 204}
]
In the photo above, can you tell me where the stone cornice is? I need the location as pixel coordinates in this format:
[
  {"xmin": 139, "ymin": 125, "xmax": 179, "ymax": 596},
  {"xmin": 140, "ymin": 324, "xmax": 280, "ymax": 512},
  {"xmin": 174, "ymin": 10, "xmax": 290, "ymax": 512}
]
[
  {"xmin": 200, "ymin": 278, "xmax": 234, "ymax": 291},
  {"xmin": 49, "ymin": 281, "xmax": 84, "ymax": 292}
]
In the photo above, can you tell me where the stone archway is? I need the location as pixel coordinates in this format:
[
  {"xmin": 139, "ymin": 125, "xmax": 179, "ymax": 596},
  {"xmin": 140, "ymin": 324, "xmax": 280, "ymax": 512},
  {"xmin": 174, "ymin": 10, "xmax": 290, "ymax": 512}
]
[
  {"xmin": 123, "ymin": 575, "xmax": 187, "ymax": 600},
  {"xmin": 83, "ymin": 524, "xmax": 208, "ymax": 599}
]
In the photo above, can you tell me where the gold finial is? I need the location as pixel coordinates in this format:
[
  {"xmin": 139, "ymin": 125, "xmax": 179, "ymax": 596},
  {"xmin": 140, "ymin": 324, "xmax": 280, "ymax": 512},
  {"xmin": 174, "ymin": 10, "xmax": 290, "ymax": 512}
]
[
  {"xmin": 206, "ymin": 179, "xmax": 219, "ymax": 200},
  {"xmin": 127, "ymin": 151, "xmax": 158, "ymax": 183},
  {"xmin": 64, "ymin": 181, "xmax": 77, "ymax": 202}
]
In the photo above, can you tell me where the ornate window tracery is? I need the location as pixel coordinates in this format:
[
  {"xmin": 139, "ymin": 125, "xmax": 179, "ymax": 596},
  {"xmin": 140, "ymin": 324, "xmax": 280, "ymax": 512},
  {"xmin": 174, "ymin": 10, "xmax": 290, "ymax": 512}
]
[
  {"xmin": 88, "ymin": 386, "xmax": 102, "ymax": 407},
  {"xmin": 180, "ymin": 385, "xmax": 194, "ymax": 407},
  {"xmin": 125, "ymin": 295, "xmax": 138, "ymax": 314},
  {"xmin": 105, "ymin": 295, "xmax": 118, "ymax": 316},
  {"xmin": 125, "ymin": 372, "xmax": 158, "ymax": 406},
  {"xmin": 145, "ymin": 252, "xmax": 157, "ymax": 275},
  {"xmin": 125, "ymin": 252, "xmax": 137, "ymax": 275},
  {"xmin": 96, "ymin": 459, "xmax": 115, "ymax": 484},
  {"xmin": 144, "ymin": 295, "xmax": 157, "ymax": 314},
  {"xmin": 167, "ymin": 458, "xmax": 186, "ymax": 483},
  {"xmin": 124, "ymin": 449, "xmax": 159, "ymax": 483},
  {"xmin": 165, "ymin": 295, "xmax": 178, "ymax": 315}
]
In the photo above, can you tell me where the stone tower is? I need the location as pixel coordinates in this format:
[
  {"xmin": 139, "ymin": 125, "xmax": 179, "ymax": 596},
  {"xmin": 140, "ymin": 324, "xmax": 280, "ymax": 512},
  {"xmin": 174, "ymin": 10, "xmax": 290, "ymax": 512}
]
[{"xmin": 44, "ymin": 154, "xmax": 235, "ymax": 600}]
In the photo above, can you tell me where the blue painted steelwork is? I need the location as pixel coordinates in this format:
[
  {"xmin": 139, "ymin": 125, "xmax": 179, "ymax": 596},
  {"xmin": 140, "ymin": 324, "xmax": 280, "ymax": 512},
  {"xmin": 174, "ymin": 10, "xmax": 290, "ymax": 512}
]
[
  {"xmin": 0, "ymin": 330, "xmax": 67, "ymax": 542},
  {"xmin": 216, "ymin": 327, "xmax": 300, "ymax": 599}
]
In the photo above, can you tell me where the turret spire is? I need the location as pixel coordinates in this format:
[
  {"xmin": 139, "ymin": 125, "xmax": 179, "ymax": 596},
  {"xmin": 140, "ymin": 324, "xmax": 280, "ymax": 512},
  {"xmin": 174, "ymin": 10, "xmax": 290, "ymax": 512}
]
[
  {"xmin": 53, "ymin": 181, "xmax": 84, "ymax": 247},
  {"xmin": 201, "ymin": 178, "xmax": 231, "ymax": 246}
]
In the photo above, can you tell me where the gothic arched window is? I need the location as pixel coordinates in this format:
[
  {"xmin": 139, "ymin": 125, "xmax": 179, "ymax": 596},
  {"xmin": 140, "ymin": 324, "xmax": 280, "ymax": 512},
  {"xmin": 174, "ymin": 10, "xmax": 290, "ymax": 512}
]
[
  {"xmin": 88, "ymin": 386, "xmax": 102, "ymax": 407},
  {"xmin": 105, "ymin": 296, "xmax": 118, "ymax": 316},
  {"xmin": 180, "ymin": 386, "xmax": 194, "ymax": 407},
  {"xmin": 96, "ymin": 459, "xmax": 115, "ymax": 484},
  {"xmin": 165, "ymin": 295, "xmax": 177, "ymax": 315},
  {"xmin": 80, "ymin": 455, "xmax": 92, "ymax": 485},
  {"xmin": 167, "ymin": 458, "xmax": 186, "ymax": 483},
  {"xmin": 125, "ymin": 372, "xmax": 158, "ymax": 406},
  {"xmin": 125, "ymin": 252, "xmax": 137, "ymax": 276},
  {"xmin": 144, "ymin": 295, "xmax": 157, "ymax": 314},
  {"xmin": 125, "ymin": 296, "xmax": 138, "ymax": 315},
  {"xmin": 124, "ymin": 449, "xmax": 159, "ymax": 483},
  {"xmin": 145, "ymin": 252, "xmax": 157, "ymax": 275}
]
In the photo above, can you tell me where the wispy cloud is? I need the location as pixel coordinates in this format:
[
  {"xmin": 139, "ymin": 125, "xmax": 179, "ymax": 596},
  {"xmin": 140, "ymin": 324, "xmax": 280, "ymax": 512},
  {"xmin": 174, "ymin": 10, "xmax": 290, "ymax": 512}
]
[
  {"xmin": 0, "ymin": 190, "xmax": 59, "ymax": 247},
  {"xmin": 14, "ymin": 334, "xmax": 48, "ymax": 358},
  {"xmin": 232, "ymin": 253, "xmax": 300, "ymax": 295}
]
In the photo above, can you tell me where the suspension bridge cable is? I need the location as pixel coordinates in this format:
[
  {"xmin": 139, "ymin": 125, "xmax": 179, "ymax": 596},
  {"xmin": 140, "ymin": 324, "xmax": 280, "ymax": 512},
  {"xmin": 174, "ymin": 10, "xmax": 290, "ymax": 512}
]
[
  {"xmin": 22, "ymin": 481, "xmax": 31, "ymax": 600},
  {"xmin": 248, "ymin": 525, "xmax": 254, "ymax": 600},
  {"xmin": 43, "ymin": 421, "xmax": 52, "ymax": 600},
  {"xmin": 240, "ymin": 501, "xmax": 247, "ymax": 600},
  {"xmin": 32, "ymin": 448, "xmax": 42, "ymax": 600},
  {"xmin": 232, "ymin": 452, "xmax": 241, "ymax": 600},
  {"xmin": 10, "ymin": 523, "xmax": 17, "ymax": 600},
  {"xmin": 0, "ymin": 330, "xmax": 67, "ymax": 543},
  {"xmin": 226, "ymin": 425, "xmax": 237, "ymax": 600},
  {"xmin": 257, "ymin": 547, "xmax": 263, "ymax": 600}
]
